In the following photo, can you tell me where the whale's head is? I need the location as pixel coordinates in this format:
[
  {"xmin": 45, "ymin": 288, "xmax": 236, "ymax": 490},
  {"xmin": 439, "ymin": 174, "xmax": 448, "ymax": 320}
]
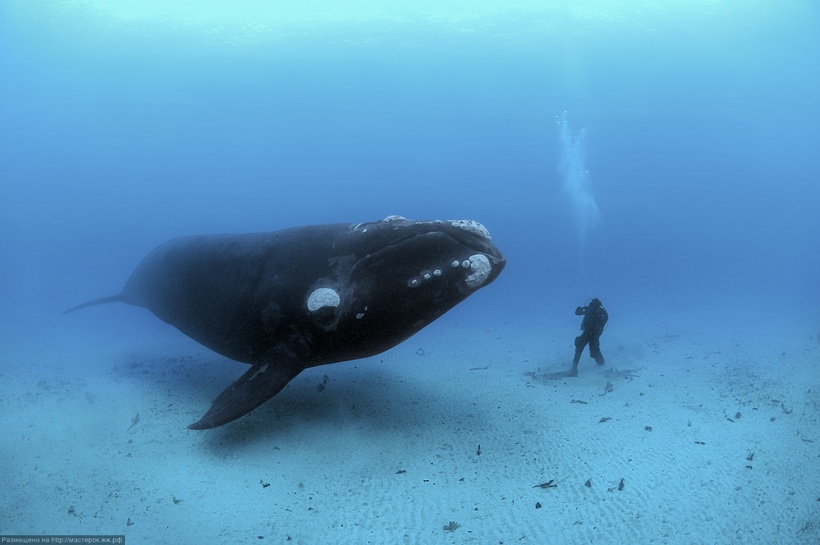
[
  {"xmin": 303, "ymin": 216, "xmax": 505, "ymax": 359},
  {"xmin": 351, "ymin": 215, "xmax": 505, "ymax": 290}
]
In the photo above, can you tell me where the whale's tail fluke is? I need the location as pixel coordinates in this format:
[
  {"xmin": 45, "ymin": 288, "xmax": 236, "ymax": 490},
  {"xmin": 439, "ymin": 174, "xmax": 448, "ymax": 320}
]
[{"xmin": 62, "ymin": 294, "xmax": 123, "ymax": 315}]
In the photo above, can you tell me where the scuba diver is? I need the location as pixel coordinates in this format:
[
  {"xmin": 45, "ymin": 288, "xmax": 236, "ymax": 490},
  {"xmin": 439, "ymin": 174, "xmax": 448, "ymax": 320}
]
[{"xmin": 571, "ymin": 298, "xmax": 608, "ymax": 375}]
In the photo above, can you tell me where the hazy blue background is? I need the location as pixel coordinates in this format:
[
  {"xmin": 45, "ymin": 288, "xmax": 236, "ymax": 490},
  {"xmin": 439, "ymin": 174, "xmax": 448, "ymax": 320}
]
[{"xmin": 1, "ymin": 0, "xmax": 818, "ymax": 342}]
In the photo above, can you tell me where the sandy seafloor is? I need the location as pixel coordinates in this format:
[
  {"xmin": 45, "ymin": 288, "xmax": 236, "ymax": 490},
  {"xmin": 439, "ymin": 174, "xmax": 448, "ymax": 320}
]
[{"xmin": 1, "ymin": 304, "xmax": 818, "ymax": 545}]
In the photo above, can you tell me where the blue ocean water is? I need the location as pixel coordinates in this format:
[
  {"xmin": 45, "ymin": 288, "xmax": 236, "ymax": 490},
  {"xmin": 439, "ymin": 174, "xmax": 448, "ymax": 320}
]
[
  {"xmin": 2, "ymin": 2, "xmax": 819, "ymax": 332},
  {"xmin": 1, "ymin": 2, "xmax": 819, "ymax": 539},
  {"xmin": 2, "ymin": 2, "xmax": 818, "ymax": 341}
]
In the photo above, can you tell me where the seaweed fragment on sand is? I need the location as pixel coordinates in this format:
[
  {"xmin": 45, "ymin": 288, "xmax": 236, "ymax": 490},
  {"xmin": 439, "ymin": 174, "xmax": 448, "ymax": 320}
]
[
  {"xmin": 607, "ymin": 478, "xmax": 625, "ymax": 492},
  {"xmin": 443, "ymin": 521, "xmax": 460, "ymax": 532},
  {"xmin": 533, "ymin": 477, "xmax": 567, "ymax": 489},
  {"xmin": 128, "ymin": 412, "xmax": 140, "ymax": 431}
]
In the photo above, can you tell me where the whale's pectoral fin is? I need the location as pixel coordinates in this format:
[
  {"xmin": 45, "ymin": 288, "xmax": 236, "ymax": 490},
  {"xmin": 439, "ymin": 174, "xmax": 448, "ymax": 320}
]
[
  {"xmin": 188, "ymin": 351, "xmax": 302, "ymax": 430},
  {"xmin": 63, "ymin": 294, "xmax": 124, "ymax": 315}
]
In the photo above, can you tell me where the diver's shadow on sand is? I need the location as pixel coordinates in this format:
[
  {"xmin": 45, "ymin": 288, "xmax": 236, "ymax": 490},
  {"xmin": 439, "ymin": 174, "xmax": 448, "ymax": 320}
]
[
  {"xmin": 526, "ymin": 365, "xmax": 583, "ymax": 383},
  {"xmin": 527, "ymin": 364, "xmax": 642, "ymax": 384},
  {"xmin": 537, "ymin": 369, "xmax": 577, "ymax": 381}
]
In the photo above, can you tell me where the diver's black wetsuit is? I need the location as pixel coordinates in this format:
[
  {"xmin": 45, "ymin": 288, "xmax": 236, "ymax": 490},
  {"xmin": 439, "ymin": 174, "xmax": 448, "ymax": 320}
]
[{"xmin": 573, "ymin": 298, "xmax": 608, "ymax": 368}]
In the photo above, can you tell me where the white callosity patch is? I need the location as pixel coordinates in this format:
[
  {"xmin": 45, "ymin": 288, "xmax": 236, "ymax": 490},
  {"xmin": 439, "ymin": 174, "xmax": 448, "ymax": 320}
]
[
  {"xmin": 354, "ymin": 215, "xmax": 406, "ymax": 233},
  {"xmin": 465, "ymin": 254, "xmax": 492, "ymax": 289},
  {"xmin": 307, "ymin": 287, "xmax": 341, "ymax": 312},
  {"xmin": 449, "ymin": 219, "xmax": 491, "ymax": 240}
]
